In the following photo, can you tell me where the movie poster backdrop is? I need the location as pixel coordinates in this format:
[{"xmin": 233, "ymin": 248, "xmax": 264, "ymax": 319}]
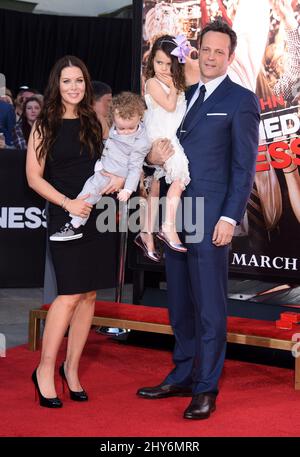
[{"xmin": 139, "ymin": 0, "xmax": 300, "ymax": 281}]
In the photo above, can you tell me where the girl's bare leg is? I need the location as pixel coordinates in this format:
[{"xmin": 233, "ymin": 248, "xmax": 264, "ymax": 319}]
[
  {"xmin": 162, "ymin": 180, "xmax": 183, "ymax": 245},
  {"xmin": 140, "ymin": 178, "xmax": 160, "ymax": 252}
]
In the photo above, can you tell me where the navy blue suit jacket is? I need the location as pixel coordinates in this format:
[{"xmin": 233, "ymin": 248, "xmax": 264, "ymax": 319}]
[
  {"xmin": 181, "ymin": 76, "xmax": 260, "ymax": 234},
  {"xmin": 0, "ymin": 100, "xmax": 16, "ymax": 146}
]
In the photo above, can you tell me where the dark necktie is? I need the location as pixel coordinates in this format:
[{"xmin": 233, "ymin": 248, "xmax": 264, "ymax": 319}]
[{"xmin": 180, "ymin": 84, "xmax": 206, "ymax": 135}]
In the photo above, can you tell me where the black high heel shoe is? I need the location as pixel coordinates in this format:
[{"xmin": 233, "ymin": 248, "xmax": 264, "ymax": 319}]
[
  {"xmin": 31, "ymin": 368, "xmax": 62, "ymax": 408},
  {"xmin": 59, "ymin": 363, "xmax": 88, "ymax": 402}
]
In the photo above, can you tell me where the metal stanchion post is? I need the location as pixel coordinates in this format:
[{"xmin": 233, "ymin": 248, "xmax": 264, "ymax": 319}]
[
  {"xmin": 96, "ymin": 201, "xmax": 130, "ymax": 338},
  {"xmin": 115, "ymin": 201, "xmax": 129, "ymax": 303}
]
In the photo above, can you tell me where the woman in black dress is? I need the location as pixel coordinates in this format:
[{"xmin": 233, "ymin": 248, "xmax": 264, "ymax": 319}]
[{"xmin": 26, "ymin": 56, "xmax": 125, "ymax": 408}]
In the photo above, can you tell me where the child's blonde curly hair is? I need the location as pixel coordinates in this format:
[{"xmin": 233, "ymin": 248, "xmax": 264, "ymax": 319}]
[{"xmin": 110, "ymin": 91, "xmax": 146, "ymax": 122}]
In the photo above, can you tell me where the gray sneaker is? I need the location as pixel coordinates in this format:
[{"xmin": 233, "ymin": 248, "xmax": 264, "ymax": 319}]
[{"xmin": 49, "ymin": 223, "xmax": 83, "ymax": 241}]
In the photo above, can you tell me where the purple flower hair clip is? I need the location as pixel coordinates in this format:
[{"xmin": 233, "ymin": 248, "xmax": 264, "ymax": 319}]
[{"xmin": 170, "ymin": 34, "xmax": 190, "ymax": 64}]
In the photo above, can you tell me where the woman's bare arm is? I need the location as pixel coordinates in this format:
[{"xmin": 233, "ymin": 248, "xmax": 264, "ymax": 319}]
[{"xmin": 26, "ymin": 125, "xmax": 92, "ymax": 218}]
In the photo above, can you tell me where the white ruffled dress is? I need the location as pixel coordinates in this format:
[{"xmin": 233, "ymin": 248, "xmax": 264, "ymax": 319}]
[{"xmin": 143, "ymin": 79, "xmax": 190, "ymax": 189}]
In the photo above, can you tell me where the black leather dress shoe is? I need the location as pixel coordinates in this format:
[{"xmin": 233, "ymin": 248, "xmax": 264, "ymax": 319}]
[
  {"xmin": 137, "ymin": 383, "xmax": 192, "ymax": 399},
  {"xmin": 183, "ymin": 393, "xmax": 216, "ymax": 420}
]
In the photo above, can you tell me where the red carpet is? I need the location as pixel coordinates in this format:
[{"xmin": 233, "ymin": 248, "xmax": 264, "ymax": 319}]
[{"xmin": 1, "ymin": 331, "xmax": 300, "ymax": 437}]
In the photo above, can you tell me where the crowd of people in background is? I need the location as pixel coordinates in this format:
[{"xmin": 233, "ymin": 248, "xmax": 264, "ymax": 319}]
[
  {"xmin": 0, "ymin": 80, "xmax": 113, "ymax": 150},
  {"xmin": 0, "ymin": 86, "xmax": 43, "ymax": 149}
]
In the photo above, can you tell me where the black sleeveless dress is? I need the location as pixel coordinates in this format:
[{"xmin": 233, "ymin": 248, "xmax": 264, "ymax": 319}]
[{"xmin": 46, "ymin": 119, "xmax": 108, "ymax": 295}]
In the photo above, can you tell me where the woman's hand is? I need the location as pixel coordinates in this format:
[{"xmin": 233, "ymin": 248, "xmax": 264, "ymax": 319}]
[
  {"xmin": 100, "ymin": 172, "xmax": 126, "ymax": 194},
  {"xmin": 65, "ymin": 194, "xmax": 93, "ymax": 218}
]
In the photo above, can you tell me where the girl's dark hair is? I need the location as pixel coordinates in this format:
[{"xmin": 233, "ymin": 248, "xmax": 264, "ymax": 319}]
[
  {"xmin": 145, "ymin": 35, "xmax": 186, "ymax": 92},
  {"xmin": 21, "ymin": 96, "xmax": 42, "ymax": 145},
  {"xmin": 35, "ymin": 55, "xmax": 103, "ymax": 162}
]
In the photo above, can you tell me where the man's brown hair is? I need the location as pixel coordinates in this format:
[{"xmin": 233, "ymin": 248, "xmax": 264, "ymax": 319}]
[{"xmin": 199, "ymin": 18, "xmax": 237, "ymax": 57}]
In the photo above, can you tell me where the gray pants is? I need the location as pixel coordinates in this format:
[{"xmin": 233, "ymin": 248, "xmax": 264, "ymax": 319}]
[{"xmin": 70, "ymin": 172, "xmax": 110, "ymax": 227}]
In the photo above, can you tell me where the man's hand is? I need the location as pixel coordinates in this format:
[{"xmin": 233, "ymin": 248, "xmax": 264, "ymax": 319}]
[
  {"xmin": 100, "ymin": 172, "xmax": 125, "ymax": 195},
  {"xmin": 212, "ymin": 220, "xmax": 235, "ymax": 246},
  {"xmin": 146, "ymin": 139, "xmax": 174, "ymax": 166}
]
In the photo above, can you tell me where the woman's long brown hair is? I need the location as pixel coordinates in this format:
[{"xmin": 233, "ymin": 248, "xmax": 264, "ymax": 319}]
[{"xmin": 35, "ymin": 55, "xmax": 103, "ymax": 162}]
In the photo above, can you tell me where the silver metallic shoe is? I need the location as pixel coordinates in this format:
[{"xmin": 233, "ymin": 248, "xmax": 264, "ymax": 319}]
[
  {"xmin": 134, "ymin": 232, "xmax": 160, "ymax": 262},
  {"xmin": 156, "ymin": 223, "xmax": 187, "ymax": 253}
]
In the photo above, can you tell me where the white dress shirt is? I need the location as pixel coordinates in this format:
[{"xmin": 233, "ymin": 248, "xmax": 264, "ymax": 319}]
[
  {"xmin": 187, "ymin": 74, "xmax": 227, "ymax": 112},
  {"xmin": 187, "ymin": 74, "xmax": 236, "ymax": 227}
]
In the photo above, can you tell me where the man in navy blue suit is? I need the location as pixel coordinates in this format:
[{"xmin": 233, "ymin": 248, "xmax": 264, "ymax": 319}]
[{"xmin": 137, "ymin": 20, "xmax": 260, "ymax": 420}]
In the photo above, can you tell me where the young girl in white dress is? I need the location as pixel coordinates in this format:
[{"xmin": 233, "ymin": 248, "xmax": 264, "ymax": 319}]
[{"xmin": 135, "ymin": 34, "xmax": 190, "ymax": 261}]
